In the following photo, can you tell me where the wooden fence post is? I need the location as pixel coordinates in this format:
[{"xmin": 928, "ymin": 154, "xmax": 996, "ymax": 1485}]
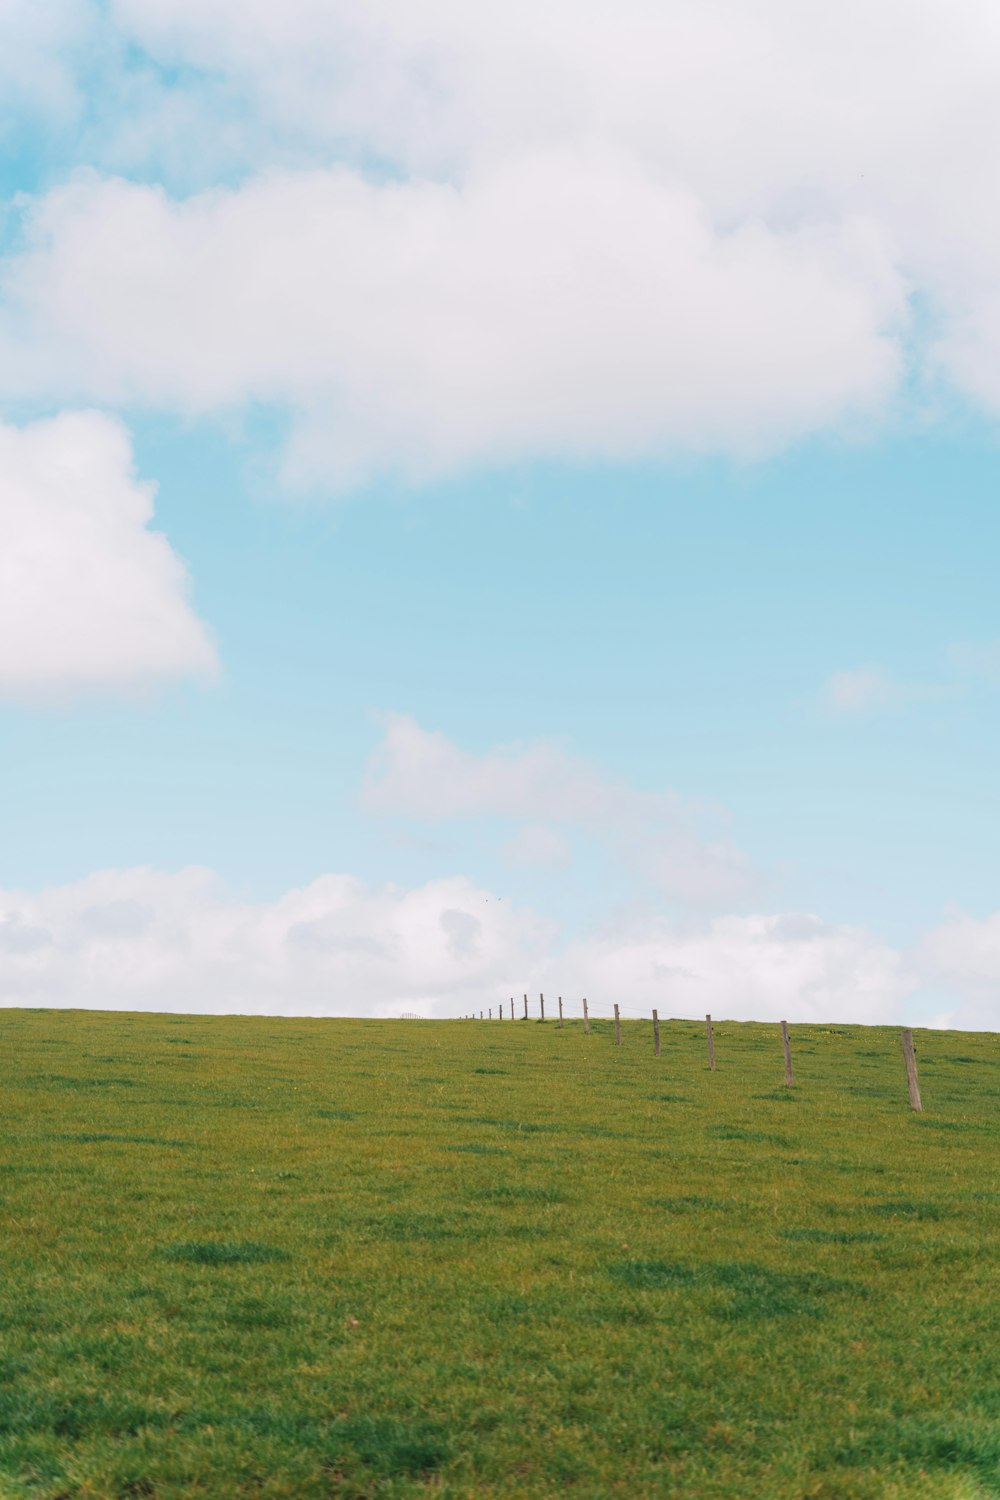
[
  {"xmin": 614, "ymin": 1004, "xmax": 621, "ymax": 1046},
  {"xmin": 901, "ymin": 1028, "xmax": 923, "ymax": 1111},
  {"xmin": 653, "ymin": 1009, "xmax": 661, "ymax": 1056},
  {"xmin": 558, "ymin": 996, "xmax": 564, "ymax": 1027},
  {"xmin": 523, "ymin": 994, "xmax": 528, "ymax": 1020},
  {"xmin": 480, "ymin": 1010, "xmax": 483, "ymax": 1020},
  {"xmin": 706, "ymin": 1014, "xmax": 715, "ymax": 1070},
  {"xmin": 583, "ymin": 998, "xmax": 590, "ymax": 1034},
  {"xmin": 540, "ymin": 993, "xmax": 545, "ymax": 1022},
  {"xmin": 488, "ymin": 1008, "xmax": 492, "ymax": 1021},
  {"xmin": 781, "ymin": 1020, "xmax": 793, "ymax": 1087}
]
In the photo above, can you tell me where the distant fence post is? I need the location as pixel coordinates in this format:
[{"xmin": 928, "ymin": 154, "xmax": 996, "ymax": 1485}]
[
  {"xmin": 480, "ymin": 1010, "xmax": 483, "ymax": 1020},
  {"xmin": 558, "ymin": 996, "xmax": 564, "ymax": 1027},
  {"xmin": 540, "ymin": 993, "xmax": 545, "ymax": 1022},
  {"xmin": 901, "ymin": 1028, "xmax": 923, "ymax": 1112},
  {"xmin": 652, "ymin": 1009, "xmax": 661, "ymax": 1056},
  {"xmin": 781, "ymin": 1020, "xmax": 793, "ymax": 1087},
  {"xmin": 706, "ymin": 1014, "xmax": 716, "ymax": 1070},
  {"xmin": 614, "ymin": 1004, "xmax": 621, "ymax": 1046},
  {"xmin": 488, "ymin": 1008, "xmax": 492, "ymax": 1020},
  {"xmin": 583, "ymin": 998, "xmax": 590, "ymax": 1034},
  {"xmin": 523, "ymin": 994, "xmax": 528, "ymax": 1020}
]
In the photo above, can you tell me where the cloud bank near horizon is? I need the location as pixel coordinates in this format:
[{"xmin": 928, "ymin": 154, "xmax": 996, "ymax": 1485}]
[{"xmin": 0, "ymin": 861, "xmax": 993, "ymax": 1031}]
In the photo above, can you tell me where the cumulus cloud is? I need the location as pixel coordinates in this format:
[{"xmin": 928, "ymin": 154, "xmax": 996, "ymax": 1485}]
[
  {"xmin": 42, "ymin": 0, "xmax": 1000, "ymax": 470},
  {"xmin": 0, "ymin": 864, "xmax": 921, "ymax": 1023},
  {"xmin": 0, "ymin": 410, "xmax": 216, "ymax": 695},
  {"xmin": 365, "ymin": 712, "xmax": 758, "ymax": 907},
  {"xmin": 0, "ymin": 161, "xmax": 901, "ymax": 488},
  {"xmin": 22, "ymin": 2, "xmax": 1000, "ymax": 481}
]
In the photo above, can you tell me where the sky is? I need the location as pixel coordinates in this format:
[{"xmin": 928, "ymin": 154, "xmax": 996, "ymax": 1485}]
[{"xmin": 2, "ymin": 0, "xmax": 1000, "ymax": 1027}]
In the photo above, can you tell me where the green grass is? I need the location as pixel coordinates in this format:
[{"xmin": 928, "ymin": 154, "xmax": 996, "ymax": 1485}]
[{"xmin": 0, "ymin": 1011, "xmax": 998, "ymax": 1499}]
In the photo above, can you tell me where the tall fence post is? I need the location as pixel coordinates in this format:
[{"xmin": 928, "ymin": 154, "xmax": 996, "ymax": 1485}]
[
  {"xmin": 781, "ymin": 1020, "xmax": 793, "ymax": 1087},
  {"xmin": 901, "ymin": 1028, "xmax": 923, "ymax": 1111},
  {"xmin": 706, "ymin": 1014, "xmax": 716, "ymax": 1070},
  {"xmin": 540, "ymin": 993, "xmax": 545, "ymax": 1022},
  {"xmin": 614, "ymin": 1004, "xmax": 621, "ymax": 1046},
  {"xmin": 583, "ymin": 998, "xmax": 590, "ymax": 1034},
  {"xmin": 523, "ymin": 994, "xmax": 528, "ymax": 1021},
  {"xmin": 558, "ymin": 996, "xmax": 564, "ymax": 1027},
  {"xmin": 488, "ymin": 1007, "xmax": 492, "ymax": 1020},
  {"xmin": 652, "ymin": 1009, "xmax": 661, "ymax": 1056}
]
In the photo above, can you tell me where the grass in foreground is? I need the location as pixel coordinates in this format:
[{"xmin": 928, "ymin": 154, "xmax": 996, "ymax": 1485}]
[{"xmin": 0, "ymin": 1010, "xmax": 998, "ymax": 1499}]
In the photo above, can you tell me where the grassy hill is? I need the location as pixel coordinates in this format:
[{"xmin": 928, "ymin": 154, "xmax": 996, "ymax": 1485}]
[{"xmin": 0, "ymin": 1009, "xmax": 997, "ymax": 1499}]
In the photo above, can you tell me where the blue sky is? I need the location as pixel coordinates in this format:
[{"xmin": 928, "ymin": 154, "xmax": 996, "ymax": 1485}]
[{"xmin": 2, "ymin": 2, "xmax": 1000, "ymax": 1025}]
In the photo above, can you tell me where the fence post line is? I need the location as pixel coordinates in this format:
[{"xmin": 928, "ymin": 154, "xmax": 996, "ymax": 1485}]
[
  {"xmin": 540, "ymin": 993, "xmax": 545, "ymax": 1022},
  {"xmin": 558, "ymin": 996, "xmax": 564, "ymax": 1027},
  {"xmin": 653, "ymin": 1009, "xmax": 661, "ymax": 1056},
  {"xmin": 523, "ymin": 994, "xmax": 528, "ymax": 1020},
  {"xmin": 781, "ymin": 1020, "xmax": 793, "ymax": 1087},
  {"xmin": 706, "ymin": 1014, "xmax": 716, "ymax": 1070},
  {"xmin": 901, "ymin": 1028, "xmax": 923, "ymax": 1111},
  {"xmin": 583, "ymin": 998, "xmax": 590, "ymax": 1034},
  {"xmin": 614, "ymin": 1004, "xmax": 621, "ymax": 1046}
]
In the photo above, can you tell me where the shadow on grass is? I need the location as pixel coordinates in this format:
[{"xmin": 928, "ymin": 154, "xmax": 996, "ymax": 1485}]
[
  {"xmin": 163, "ymin": 1242, "xmax": 290, "ymax": 1266},
  {"xmin": 609, "ymin": 1258, "xmax": 857, "ymax": 1318}
]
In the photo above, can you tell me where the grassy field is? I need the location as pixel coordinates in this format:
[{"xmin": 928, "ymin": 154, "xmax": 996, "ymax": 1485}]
[{"xmin": 0, "ymin": 1009, "xmax": 998, "ymax": 1500}]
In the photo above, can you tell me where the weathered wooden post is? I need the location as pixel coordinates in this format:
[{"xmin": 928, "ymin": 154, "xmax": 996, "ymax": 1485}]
[
  {"xmin": 781, "ymin": 1020, "xmax": 793, "ymax": 1087},
  {"xmin": 614, "ymin": 1004, "xmax": 621, "ymax": 1046},
  {"xmin": 583, "ymin": 998, "xmax": 590, "ymax": 1034},
  {"xmin": 652, "ymin": 1009, "xmax": 661, "ymax": 1056},
  {"xmin": 706, "ymin": 1014, "xmax": 716, "ymax": 1070},
  {"xmin": 901, "ymin": 1028, "xmax": 923, "ymax": 1111},
  {"xmin": 488, "ymin": 1008, "xmax": 492, "ymax": 1020},
  {"xmin": 539, "ymin": 993, "xmax": 545, "ymax": 1022},
  {"xmin": 558, "ymin": 996, "xmax": 564, "ymax": 1027},
  {"xmin": 523, "ymin": 993, "xmax": 528, "ymax": 1020}
]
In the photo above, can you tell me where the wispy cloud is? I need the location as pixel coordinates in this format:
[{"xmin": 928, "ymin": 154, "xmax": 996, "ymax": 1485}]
[
  {"xmin": 819, "ymin": 644, "xmax": 1000, "ymax": 718},
  {"xmin": 364, "ymin": 713, "xmax": 760, "ymax": 908},
  {"xmin": 820, "ymin": 666, "xmax": 899, "ymax": 716}
]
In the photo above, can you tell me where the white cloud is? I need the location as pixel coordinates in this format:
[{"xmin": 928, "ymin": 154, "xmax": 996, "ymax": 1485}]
[
  {"xmin": 365, "ymin": 713, "xmax": 758, "ymax": 907},
  {"xmin": 0, "ymin": 410, "xmax": 216, "ymax": 695},
  {"xmin": 0, "ymin": 863, "xmax": 925, "ymax": 1023},
  {"xmin": 64, "ymin": 0, "xmax": 1000, "ymax": 467},
  {"xmin": 0, "ymin": 161, "xmax": 901, "ymax": 488}
]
